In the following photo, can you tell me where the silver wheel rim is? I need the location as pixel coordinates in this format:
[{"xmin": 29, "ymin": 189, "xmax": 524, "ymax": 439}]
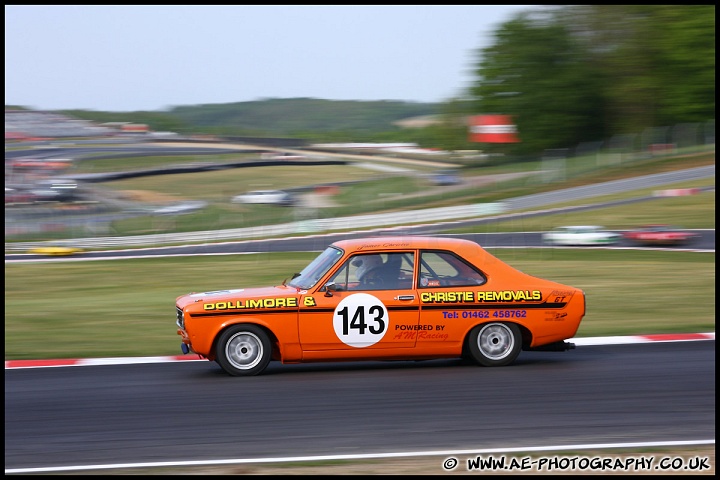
[
  {"xmin": 477, "ymin": 323, "xmax": 515, "ymax": 360},
  {"xmin": 225, "ymin": 331, "xmax": 264, "ymax": 370}
]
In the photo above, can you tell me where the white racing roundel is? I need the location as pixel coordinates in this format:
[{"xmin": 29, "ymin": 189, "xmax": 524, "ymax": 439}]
[{"xmin": 333, "ymin": 293, "xmax": 389, "ymax": 347}]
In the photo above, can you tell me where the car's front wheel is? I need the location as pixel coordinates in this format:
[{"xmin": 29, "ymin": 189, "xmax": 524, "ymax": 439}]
[
  {"xmin": 468, "ymin": 322, "xmax": 521, "ymax": 367},
  {"xmin": 216, "ymin": 324, "xmax": 272, "ymax": 376}
]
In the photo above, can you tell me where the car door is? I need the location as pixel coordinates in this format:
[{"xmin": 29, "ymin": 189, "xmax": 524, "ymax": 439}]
[
  {"xmin": 416, "ymin": 250, "xmax": 488, "ymax": 349},
  {"xmin": 298, "ymin": 251, "xmax": 419, "ymax": 357}
]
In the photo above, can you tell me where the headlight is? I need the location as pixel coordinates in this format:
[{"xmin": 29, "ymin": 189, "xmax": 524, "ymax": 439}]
[{"xmin": 176, "ymin": 307, "xmax": 185, "ymax": 329}]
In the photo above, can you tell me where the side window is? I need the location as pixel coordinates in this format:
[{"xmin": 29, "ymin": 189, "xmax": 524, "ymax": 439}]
[
  {"xmin": 418, "ymin": 251, "xmax": 486, "ymax": 288},
  {"xmin": 326, "ymin": 261, "xmax": 352, "ymax": 291},
  {"xmin": 379, "ymin": 252, "xmax": 415, "ymax": 290},
  {"xmin": 327, "ymin": 252, "xmax": 415, "ymax": 291}
]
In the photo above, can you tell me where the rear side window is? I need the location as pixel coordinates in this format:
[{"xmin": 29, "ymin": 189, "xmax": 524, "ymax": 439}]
[{"xmin": 419, "ymin": 251, "xmax": 486, "ymax": 288}]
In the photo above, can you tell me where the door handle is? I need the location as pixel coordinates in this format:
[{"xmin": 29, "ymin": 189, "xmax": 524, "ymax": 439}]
[{"xmin": 396, "ymin": 295, "xmax": 415, "ymax": 301}]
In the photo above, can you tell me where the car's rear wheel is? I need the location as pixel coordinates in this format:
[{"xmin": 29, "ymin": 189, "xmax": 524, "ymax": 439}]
[
  {"xmin": 216, "ymin": 324, "xmax": 271, "ymax": 376},
  {"xmin": 468, "ymin": 322, "xmax": 521, "ymax": 367}
]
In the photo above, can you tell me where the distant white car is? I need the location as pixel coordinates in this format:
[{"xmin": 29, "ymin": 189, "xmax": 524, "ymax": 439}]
[
  {"xmin": 542, "ymin": 225, "xmax": 621, "ymax": 246},
  {"xmin": 29, "ymin": 179, "xmax": 78, "ymax": 201},
  {"xmin": 154, "ymin": 201, "xmax": 208, "ymax": 215},
  {"xmin": 232, "ymin": 190, "xmax": 295, "ymax": 206}
]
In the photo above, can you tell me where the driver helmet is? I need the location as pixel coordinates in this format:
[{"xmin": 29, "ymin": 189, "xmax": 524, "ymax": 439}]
[{"xmin": 353, "ymin": 255, "xmax": 383, "ymax": 281}]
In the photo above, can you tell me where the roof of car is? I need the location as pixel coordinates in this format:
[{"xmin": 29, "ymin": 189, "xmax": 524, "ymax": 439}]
[
  {"xmin": 331, "ymin": 236, "xmax": 481, "ymax": 252},
  {"xmin": 641, "ymin": 224, "xmax": 682, "ymax": 231}
]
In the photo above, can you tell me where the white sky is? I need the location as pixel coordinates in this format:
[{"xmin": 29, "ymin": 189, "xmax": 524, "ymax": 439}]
[{"xmin": 5, "ymin": 5, "xmax": 534, "ymax": 112}]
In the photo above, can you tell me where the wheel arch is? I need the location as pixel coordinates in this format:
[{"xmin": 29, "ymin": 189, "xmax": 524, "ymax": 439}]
[
  {"xmin": 211, "ymin": 320, "xmax": 281, "ymax": 362},
  {"xmin": 517, "ymin": 323, "xmax": 533, "ymax": 350},
  {"xmin": 462, "ymin": 320, "xmax": 532, "ymax": 354}
]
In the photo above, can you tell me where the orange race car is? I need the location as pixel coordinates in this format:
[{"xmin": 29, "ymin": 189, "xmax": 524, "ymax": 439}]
[{"xmin": 175, "ymin": 236, "xmax": 586, "ymax": 376}]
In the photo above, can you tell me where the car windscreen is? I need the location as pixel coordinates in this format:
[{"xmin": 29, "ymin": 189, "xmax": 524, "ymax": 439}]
[{"xmin": 287, "ymin": 246, "xmax": 344, "ymax": 290}]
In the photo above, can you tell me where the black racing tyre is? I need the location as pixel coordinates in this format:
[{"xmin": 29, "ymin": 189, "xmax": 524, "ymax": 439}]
[
  {"xmin": 216, "ymin": 324, "xmax": 272, "ymax": 376},
  {"xmin": 468, "ymin": 322, "xmax": 521, "ymax": 367}
]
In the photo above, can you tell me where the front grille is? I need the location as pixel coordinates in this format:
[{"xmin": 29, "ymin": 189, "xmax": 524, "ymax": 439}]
[{"xmin": 176, "ymin": 307, "xmax": 184, "ymax": 329}]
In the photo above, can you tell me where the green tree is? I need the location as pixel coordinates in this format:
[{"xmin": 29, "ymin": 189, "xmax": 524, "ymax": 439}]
[
  {"xmin": 468, "ymin": 5, "xmax": 715, "ymax": 155},
  {"xmin": 650, "ymin": 5, "xmax": 715, "ymax": 124},
  {"xmin": 560, "ymin": 5, "xmax": 714, "ymax": 133},
  {"xmin": 470, "ymin": 10, "xmax": 606, "ymax": 155}
]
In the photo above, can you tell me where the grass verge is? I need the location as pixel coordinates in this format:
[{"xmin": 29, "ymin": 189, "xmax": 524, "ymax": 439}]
[{"xmin": 5, "ymin": 249, "xmax": 714, "ymax": 360}]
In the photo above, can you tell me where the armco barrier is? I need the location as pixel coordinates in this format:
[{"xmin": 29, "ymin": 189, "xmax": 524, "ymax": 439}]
[
  {"xmin": 5, "ymin": 202, "xmax": 507, "ymax": 251},
  {"xmin": 6, "ymin": 164, "xmax": 714, "ymax": 252}
]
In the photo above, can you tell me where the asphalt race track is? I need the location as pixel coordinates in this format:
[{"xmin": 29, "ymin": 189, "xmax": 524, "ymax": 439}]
[
  {"xmin": 5, "ymin": 147, "xmax": 715, "ymax": 473},
  {"xmin": 4, "ymin": 340, "xmax": 715, "ymax": 472}
]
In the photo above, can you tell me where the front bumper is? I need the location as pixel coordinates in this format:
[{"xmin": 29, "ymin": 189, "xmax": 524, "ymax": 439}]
[{"xmin": 177, "ymin": 327, "xmax": 193, "ymax": 353}]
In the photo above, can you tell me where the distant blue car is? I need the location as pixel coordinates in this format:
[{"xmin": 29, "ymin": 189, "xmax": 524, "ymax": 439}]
[{"xmin": 431, "ymin": 169, "xmax": 460, "ymax": 186}]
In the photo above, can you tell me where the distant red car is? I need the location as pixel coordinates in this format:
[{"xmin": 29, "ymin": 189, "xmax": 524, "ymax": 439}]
[{"xmin": 623, "ymin": 225, "xmax": 699, "ymax": 246}]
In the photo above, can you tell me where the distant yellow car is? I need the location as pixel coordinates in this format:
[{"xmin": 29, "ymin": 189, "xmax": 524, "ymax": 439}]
[{"xmin": 28, "ymin": 246, "xmax": 83, "ymax": 256}]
